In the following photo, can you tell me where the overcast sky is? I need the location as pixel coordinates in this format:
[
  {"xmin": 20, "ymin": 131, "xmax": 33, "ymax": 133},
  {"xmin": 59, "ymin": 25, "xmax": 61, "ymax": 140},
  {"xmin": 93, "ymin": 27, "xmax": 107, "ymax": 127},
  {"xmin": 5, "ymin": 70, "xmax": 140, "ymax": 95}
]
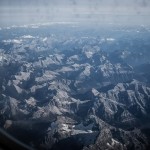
[{"xmin": 0, "ymin": 0, "xmax": 150, "ymax": 26}]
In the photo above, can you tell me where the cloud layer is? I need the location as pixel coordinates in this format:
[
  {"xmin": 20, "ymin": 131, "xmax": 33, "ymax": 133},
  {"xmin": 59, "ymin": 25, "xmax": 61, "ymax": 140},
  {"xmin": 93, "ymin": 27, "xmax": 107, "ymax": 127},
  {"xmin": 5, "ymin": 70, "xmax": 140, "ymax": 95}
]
[{"xmin": 0, "ymin": 0, "xmax": 150, "ymax": 26}]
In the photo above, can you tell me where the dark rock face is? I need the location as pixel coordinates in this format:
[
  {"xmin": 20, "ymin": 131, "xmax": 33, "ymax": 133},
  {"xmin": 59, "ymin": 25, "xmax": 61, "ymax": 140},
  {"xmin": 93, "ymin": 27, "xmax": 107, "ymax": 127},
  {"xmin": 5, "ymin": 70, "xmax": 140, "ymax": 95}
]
[{"xmin": 0, "ymin": 24, "xmax": 150, "ymax": 150}]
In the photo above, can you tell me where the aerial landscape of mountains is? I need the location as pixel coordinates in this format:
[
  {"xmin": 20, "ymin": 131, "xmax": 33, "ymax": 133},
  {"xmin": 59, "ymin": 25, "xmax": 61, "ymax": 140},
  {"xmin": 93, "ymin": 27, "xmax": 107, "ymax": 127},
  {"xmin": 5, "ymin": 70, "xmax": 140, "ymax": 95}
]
[{"xmin": 0, "ymin": 23, "xmax": 150, "ymax": 150}]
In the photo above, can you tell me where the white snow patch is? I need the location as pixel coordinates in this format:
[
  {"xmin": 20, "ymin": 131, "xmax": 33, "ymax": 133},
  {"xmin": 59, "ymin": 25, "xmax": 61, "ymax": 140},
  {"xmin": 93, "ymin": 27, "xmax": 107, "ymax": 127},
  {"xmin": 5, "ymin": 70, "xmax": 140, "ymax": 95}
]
[
  {"xmin": 26, "ymin": 97, "xmax": 36, "ymax": 106},
  {"xmin": 85, "ymin": 51, "xmax": 93, "ymax": 58},
  {"xmin": 22, "ymin": 35, "xmax": 35, "ymax": 39},
  {"xmin": 92, "ymin": 88, "xmax": 99, "ymax": 96},
  {"xmin": 60, "ymin": 124, "xmax": 71, "ymax": 132},
  {"xmin": 15, "ymin": 72, "xmax": 30, "ymax": 81},
  {"xmin": 106, "ymin": 38, "xmax": 115, "ymax": 41},
  {"xmin": 112, "ymin": 138, "xmax": 119, "ymax": 145},
  {"xmin": 14, "ymin": 39, "xmax": 22, "ymax": 44},
  {"xmin": 43, "ymin": 37, "xmax": 48, "ymax": 42},
  {"xmin": 0, "ymin": 55, "xmax": 3, "ymax": 61},
  {"xmin": 3, "ymin": 39, "xmax": 22, "ymax": 44},
  {"xmin": 107, "ymin": 142, "xmax": 111, "ymax": 146},
  {"xmin": 58, "ymin": 66, "xmax": 73, "ymax": 72},
  {"xmin": 81, "ymin": 65, "xmax": 91, "ymax": 77}
]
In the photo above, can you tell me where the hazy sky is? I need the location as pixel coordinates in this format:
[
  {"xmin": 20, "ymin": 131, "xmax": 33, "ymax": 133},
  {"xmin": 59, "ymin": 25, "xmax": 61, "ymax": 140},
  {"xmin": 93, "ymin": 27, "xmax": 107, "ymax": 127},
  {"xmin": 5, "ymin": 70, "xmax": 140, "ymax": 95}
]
[{"xmin": 0, "ymin": 0, "xmax": 150, "ymax": 26}]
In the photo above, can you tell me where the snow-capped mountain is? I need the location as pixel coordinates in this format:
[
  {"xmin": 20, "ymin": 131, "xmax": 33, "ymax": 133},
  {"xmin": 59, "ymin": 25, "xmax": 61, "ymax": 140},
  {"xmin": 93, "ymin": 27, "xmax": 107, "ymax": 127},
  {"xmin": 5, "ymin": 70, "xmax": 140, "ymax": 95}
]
[{"xmin": 0, "ymin": 24, "xmax": 150, "ymax": 150}]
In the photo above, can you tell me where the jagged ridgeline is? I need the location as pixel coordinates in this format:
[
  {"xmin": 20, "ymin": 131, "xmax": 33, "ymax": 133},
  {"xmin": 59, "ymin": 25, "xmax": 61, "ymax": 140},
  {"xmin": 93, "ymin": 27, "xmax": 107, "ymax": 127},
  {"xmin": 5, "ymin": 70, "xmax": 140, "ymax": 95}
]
[{"xmin": 0, "ymin": 24, "xmax": 150, "ymax": 150}]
